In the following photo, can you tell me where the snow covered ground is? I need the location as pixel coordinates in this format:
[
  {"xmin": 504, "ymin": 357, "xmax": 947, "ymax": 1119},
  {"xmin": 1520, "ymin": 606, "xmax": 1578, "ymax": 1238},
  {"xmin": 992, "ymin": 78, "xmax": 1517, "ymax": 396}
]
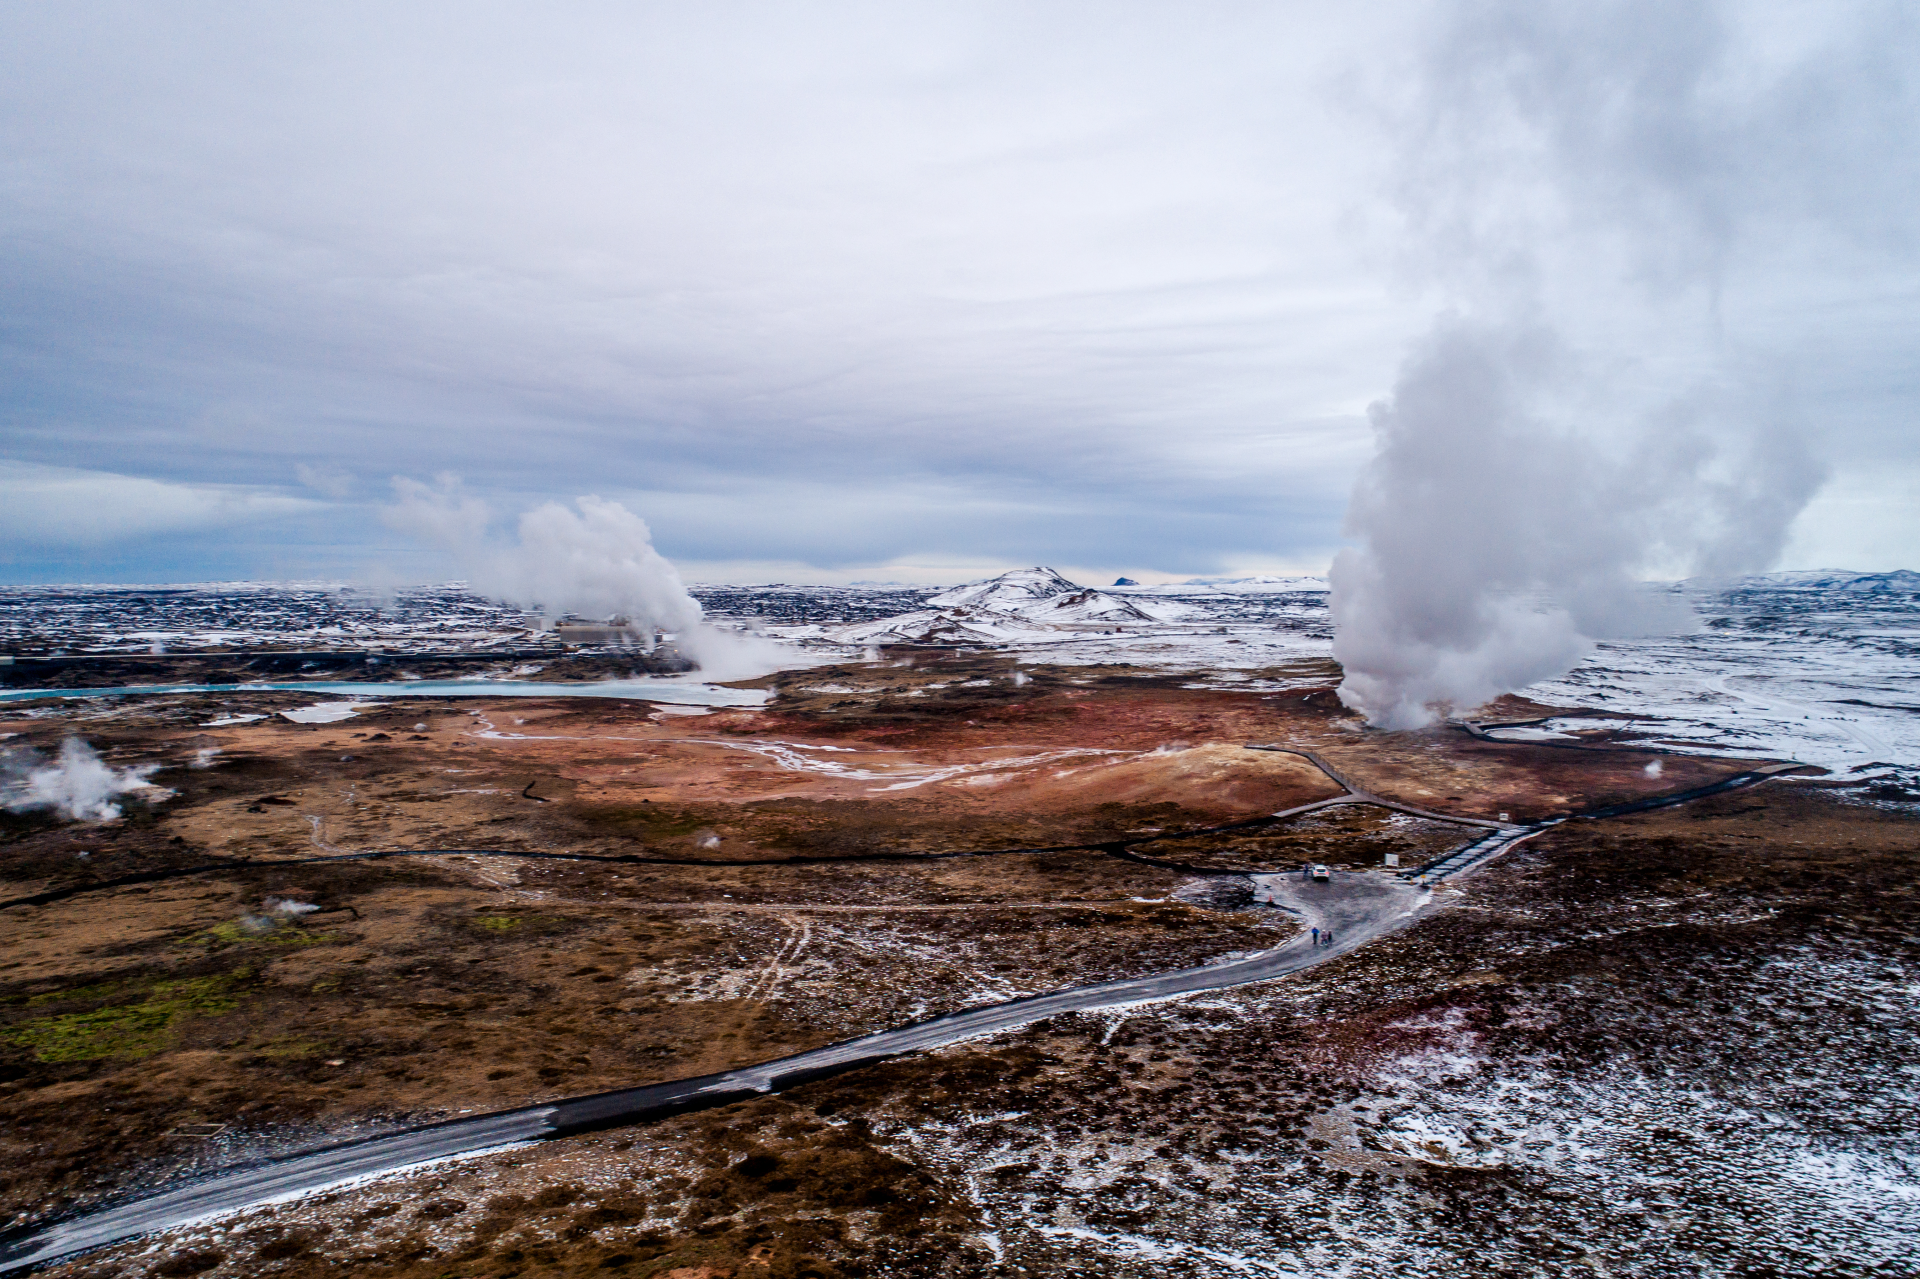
[
  {"xmin": 5, "ymin": 569, "xmax": 1913, "ymax": 773},
  {"xmin": 833, "ymin": 568, "xmax": 1918, "ymax": 775},
  {"xmin": 777, "ymin": 567, "xmax": 1918, "ymax": 775},
  {"xmin": 1526, "ymin": 574, "xmax": 1920, "ymax": 774},
  {"xmin": 0, "ymin": 582, "xmax": 542, "ymax": 654},
  {"xmin": 827, "ymin": 568, "xmax": 1183, "ymax": 645},
  {"xmin": 742, "ymin": 570, "xmax": 1337, "ymax": 680},
  {"xmin": 879, "ymin": 931, "xmax": 1920, "ymax": 1278}
]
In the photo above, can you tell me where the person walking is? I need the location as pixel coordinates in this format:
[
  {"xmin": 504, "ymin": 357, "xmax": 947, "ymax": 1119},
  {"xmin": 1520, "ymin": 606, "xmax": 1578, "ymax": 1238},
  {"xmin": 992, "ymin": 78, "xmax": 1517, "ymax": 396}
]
[{"xmin": 1310, "ymin": 926, "xmax": 1320, "ymax": 946}]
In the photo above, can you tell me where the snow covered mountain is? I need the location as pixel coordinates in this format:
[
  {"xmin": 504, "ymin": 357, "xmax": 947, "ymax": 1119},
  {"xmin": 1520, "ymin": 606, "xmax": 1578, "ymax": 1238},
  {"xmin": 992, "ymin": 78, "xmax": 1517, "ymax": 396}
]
[
  {"xmin": 922, "ymin": 566, "xmax": 1068, "ymax": 608},
  {"xmin": 1179, "ymin": 574, "xmax": 1329, "ymax": 593},
  {"xmin": 834, "ymin": 567, "xmax": 1162, "ymax": 644},
  {"xmin": 922, "ymin": 567, "xmax": 1150, "ymax": 619},
  {"xmin": 1102, "ymin": 574, "xmax": 1329, "ymax": 595}
]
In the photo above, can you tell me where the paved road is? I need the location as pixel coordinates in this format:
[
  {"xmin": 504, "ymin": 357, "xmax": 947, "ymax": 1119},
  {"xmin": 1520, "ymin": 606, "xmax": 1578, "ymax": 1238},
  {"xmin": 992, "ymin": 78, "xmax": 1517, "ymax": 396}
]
[{"xmin": 0, "ymin": 872, "xmax": 1431, "ymax": 1274}]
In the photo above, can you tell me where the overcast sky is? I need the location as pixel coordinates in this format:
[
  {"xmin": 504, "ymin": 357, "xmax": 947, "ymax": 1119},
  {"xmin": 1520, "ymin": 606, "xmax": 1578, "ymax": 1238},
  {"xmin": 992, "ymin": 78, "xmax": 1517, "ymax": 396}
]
[{"xmin": 2, "ymin": 1, "xmax": 1914, "ymax": 586}]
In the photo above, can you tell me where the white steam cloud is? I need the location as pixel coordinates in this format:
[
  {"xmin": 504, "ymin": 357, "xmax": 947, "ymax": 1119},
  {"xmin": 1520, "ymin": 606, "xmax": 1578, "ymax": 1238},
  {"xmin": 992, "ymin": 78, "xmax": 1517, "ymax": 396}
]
[
  {"xmin": 385, "ymin": 478, "xmax": 794, "ymax": 682},
  {"xmin": 1332, "ymin": 319, "xmax": 1821, "ymax": 729},
  {"xmin": 1331, "ymin": 0, "xmax": 1912, "ymax": 728},
  {"xmin": 2, "ymin": 739, "xmax": 162, "ymax": 822},
  {"xmin": 388, "ymin": 478, "xmax": 703, "ymax": 637}
]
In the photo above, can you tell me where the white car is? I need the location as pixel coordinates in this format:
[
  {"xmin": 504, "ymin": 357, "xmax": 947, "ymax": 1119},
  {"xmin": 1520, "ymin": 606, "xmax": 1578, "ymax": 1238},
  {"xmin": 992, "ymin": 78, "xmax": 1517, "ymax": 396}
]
[{"xmin": 1309, "ymin": 864, "xmax": 1331, "ymax": 881}]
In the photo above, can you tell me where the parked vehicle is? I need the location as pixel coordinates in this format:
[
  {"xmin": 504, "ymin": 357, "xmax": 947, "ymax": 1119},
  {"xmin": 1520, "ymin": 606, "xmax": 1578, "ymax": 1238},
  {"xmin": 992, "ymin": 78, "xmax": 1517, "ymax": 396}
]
[{"xmin": 1310, "ymin": 864, "xmax": 1331, "ymax": 881}]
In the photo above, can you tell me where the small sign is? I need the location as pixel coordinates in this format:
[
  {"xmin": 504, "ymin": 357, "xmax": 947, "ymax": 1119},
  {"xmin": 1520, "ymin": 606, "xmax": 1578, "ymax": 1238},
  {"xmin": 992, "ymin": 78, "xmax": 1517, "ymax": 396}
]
[
  {"xmin": 165, "ymin": 1123, "xmax": 227, "ymax": 1138},
  {"xmin": 1384, "ymin": 853, "xmax": 1400, "ymax": 867}
]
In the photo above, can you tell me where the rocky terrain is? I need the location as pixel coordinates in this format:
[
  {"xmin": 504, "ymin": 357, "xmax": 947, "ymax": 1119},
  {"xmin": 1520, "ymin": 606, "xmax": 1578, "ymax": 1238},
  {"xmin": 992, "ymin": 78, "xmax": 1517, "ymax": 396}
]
[{"xmin": 0, "ymin": 574, "xmax": 1915, "ymax": 1278}]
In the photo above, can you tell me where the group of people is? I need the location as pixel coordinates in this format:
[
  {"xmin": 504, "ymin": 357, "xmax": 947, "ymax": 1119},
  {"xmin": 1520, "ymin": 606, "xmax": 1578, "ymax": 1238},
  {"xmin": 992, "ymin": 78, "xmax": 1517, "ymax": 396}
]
[{"xmin": 1303, "ymin": 861, "xmax": 1334, "ymax": 947}]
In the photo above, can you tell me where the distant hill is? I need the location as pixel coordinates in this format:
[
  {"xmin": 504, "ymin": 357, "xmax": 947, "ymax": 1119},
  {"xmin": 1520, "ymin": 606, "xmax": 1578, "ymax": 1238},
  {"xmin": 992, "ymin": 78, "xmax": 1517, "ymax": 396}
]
[
  {"xmin": 836, "ymin": 567, "xmax": 1169, "ymax": 644},
  {"xmin": 1101, "ymin": 574, "xmax": 1329, "ymax": 595},
  {"xmin": 1719, "ymin": 569, "xmax": 1920, "ymax": 594}
]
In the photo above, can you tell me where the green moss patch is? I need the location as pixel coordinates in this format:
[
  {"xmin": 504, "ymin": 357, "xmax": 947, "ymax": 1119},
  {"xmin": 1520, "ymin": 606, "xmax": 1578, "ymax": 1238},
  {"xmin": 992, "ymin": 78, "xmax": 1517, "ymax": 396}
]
[
  {"xmin": 26, "ymin": 981, "xmax": 117, "ymax": 1006},
  {"xmin": 460, "ymin": 909, "xmax": 569, "ymax": 937},
  {"xmin": 176, "ymin": 918, "xmax": 338, "ymax": 949},
  {"xmin": 5, "ymin": 970, "xmax": 251, "ymax": 1063}
]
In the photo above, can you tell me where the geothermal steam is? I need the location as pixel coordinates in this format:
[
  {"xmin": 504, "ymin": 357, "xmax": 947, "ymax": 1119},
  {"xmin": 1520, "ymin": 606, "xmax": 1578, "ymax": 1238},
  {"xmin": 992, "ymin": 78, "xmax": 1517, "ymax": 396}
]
[
  {"xmin": 385, "ymin": 480, "xmax": 789, "ymax": 680},
  {"xmin": 1332, "ymin": 319, "xmax": 1820, "ymax": 729},
  {"xmin": 1330, "ymin": 0, "xmax": 1905, "ymax": 728},
  {"xmin": 2, "ymin": 739, "xmax": 161, "ymax": 822},
  {"xmin": 389, "ymin": 480, "xmax": 703, "ymax": 637}
]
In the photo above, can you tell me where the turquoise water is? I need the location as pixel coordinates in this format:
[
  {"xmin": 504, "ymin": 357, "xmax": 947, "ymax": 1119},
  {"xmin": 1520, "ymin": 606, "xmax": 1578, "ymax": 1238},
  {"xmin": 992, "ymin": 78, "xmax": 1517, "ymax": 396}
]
[{"xmin": 0, "ymin": 679, "xmax": 769, "ymax": 708}]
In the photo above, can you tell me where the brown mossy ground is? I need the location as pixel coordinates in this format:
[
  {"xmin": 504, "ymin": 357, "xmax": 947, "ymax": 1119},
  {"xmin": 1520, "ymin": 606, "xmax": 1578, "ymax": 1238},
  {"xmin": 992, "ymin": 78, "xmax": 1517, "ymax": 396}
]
[
  {"xmin": 4, "ymin": 652, "xmax": 1909, "ymax": 1277},
  {"xmin": 81, "ymin": 772, "xmax": 1917, "ymax": 1277}
]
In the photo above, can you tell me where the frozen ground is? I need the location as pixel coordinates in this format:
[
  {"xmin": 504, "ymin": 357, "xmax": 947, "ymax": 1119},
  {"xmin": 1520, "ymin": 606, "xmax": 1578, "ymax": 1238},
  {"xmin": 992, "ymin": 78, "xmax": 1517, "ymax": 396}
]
[
  {"xmin": 763, "ymin": 575, "xmax": 1337, "ymax": 685},
  {"xmin": 865, "ymin": 936, "xmax": 1920, "ymax": 1278},
  {"xmin": 754, "ymin": 571, "xmax": 1918, "ymax": 777},
  {"xmin": 0, "ymin": 583, "xmax": 541, "ymax": 654},
  {"xmin": 4, "ymin": 572, "xmax": 1913, "ymax": 775},
  {"xmin": 1525, "ymin": 577, "xmax": 1920, "ymax": 775},
  {"xmin": 781, "ymin": 571, "xmax": 1919, "ymax": 776}
]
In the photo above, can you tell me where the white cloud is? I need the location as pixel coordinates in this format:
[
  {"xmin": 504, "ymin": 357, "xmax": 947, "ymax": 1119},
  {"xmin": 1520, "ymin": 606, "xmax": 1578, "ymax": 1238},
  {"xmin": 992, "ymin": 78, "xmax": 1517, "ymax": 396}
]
[
  {"xmin": 0, "ymin": 2, "xmax": 1912, "ymax": 578},
  {"xmin": 0, "ymin": 461, "xmax": 323, "ymax": 546},
  {"xmin": 295, "ymin": 462, "xmax": 355, "ymax": 498}
]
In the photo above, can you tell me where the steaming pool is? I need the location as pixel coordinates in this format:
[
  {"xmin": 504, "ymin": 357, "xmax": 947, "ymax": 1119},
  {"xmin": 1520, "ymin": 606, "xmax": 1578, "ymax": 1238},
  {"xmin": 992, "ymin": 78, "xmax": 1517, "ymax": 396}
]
[{"xmin": 0, "ymin": 679, "xmax": 771, "ymax": 709}]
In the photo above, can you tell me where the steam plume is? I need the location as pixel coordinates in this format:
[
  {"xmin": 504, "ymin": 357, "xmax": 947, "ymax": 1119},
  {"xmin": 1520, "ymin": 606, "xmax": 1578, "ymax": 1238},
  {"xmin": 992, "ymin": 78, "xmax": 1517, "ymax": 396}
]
[
  {"xmin": 1332, "ymin": 319, "xmax": 1819, "ymax": 728},
  {"xmin": 1331, "ymin": 0, "xmax": 1910, "ymax": 727},
  {"xmin": 385, "ymin": 479, "xmax": 793, "ymax": 680},
  {"xmin": 3, "ymin": 739, "xmax": 161, "ymax": 822},
  {"xmin": 388, "ymin": 479, "xmax": 703, "ymax": 638}
]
